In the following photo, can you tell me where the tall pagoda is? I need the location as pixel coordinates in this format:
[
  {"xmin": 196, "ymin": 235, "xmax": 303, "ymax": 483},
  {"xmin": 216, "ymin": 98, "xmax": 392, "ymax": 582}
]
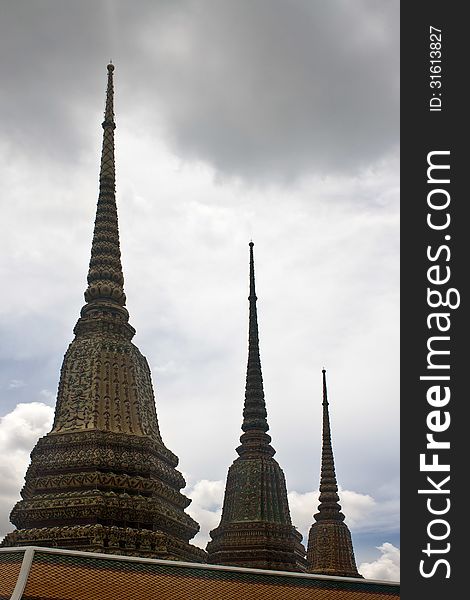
[
  {"xmin": 206, "ymin": 242, "xmax": 306, "ymax": 572},
  {"xmin": 306, "ymin": 369, "xmax": 361, "ymax": 577},
  {"xmin": 1, "ymin": 64, "xmax": 205, "ymax": 562}
]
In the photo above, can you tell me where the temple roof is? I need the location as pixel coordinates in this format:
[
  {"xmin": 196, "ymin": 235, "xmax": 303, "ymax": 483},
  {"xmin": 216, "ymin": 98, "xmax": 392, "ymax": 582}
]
[{"xmin": 0, "ymin": 547, "xmax": 399, "ymax": 600}]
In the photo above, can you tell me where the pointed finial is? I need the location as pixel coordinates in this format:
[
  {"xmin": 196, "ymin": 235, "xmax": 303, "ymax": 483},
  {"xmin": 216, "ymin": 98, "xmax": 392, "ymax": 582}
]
[
  {"xmin": 248, "ymin": 241, "xmax": 257, "ymax": 301},
  {"xmin": 102, "ymin": 62, "xmax": 116, "ymax": 130},
  {"xmin": 322, "ymin": 368, "xmax": 328, "ymax": 406}
]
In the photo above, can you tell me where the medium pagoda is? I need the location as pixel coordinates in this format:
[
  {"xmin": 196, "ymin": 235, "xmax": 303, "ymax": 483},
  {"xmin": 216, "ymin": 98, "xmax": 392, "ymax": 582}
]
[
  {"xmin": 306, "ymin": 369, "xmax": 361, "ymax": 577},
  {"xmin": 1, "ymin": 64, "xmax": 205, "ymax": 562},
  {"xmin": 206, "ymin": 242, "xmax": 306, "ymax": 572}
]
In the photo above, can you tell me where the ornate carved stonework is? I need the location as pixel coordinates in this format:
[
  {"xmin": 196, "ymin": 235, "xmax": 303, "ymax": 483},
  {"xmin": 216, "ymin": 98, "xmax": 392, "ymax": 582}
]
[
  {"xmin": 207, "ymin": 243, "xmax": 306, "ymax": 572},
  {"xmin": 307, "ymin": 520, "xmax": 360, "ymax": 578},
  {"xmin": 51, "ymin": 339, "xmax": 164, "ymax": 440},
  {"xmin": 3, "ymin": 524, "xmax": 202, "ymax": 561},
  {"xmin": 1, "ymin": 64, "xmax": 204, "ymax": 563},
  {"xmin": 306, "ymin": 370, "xmax": 361, "ymax": 577}
]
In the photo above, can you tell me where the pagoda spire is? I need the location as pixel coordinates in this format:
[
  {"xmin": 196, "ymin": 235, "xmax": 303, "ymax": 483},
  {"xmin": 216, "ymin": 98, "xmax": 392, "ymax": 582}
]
[
  {"xmin": 307, "ymin": 369, "xmax": 361, "ymax": 577},
  {"xmin": 237, "ymin": 242, "xmax": 274, "ymax": 458},
  {"xmin": 82, "ymin": 63, "xmax": 126, "ymax": 314},
  {"xmin": 207, "ymin": 243, "xmax": 306, "ymax": 572},
  {"xmin": 1, "ymin": 64, "xmax": 205, "ymax": 563},
  {"xmin": 315, "ymin": 369, "xmax": 344, "ymax": 521}
]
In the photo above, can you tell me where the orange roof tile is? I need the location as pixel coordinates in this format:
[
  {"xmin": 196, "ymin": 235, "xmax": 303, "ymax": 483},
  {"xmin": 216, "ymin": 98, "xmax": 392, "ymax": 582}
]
[{"xmin": 1, "ymin": 547, "xmax": 399, "ymax": 600}]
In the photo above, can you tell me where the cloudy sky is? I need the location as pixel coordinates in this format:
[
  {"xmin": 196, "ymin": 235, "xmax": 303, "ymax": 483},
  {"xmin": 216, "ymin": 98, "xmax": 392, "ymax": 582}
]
[{"xmin": 0, "ymin": 0, "xmax": 399, "ymax": 581}]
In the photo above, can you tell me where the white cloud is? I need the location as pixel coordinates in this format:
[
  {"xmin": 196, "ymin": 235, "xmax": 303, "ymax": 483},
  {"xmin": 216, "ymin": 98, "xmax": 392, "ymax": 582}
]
[
  {"xmin": 0, "ymin": 402, "xmax": 54, "ymax": 539},
  {"xmin": 359, "ymin": 542, "xmax": 400, "ymax": 581},
  {"xmin": 7, "ymin": 379, "xmax": 26, "ymax": 390},
  {"xmin": 334, "ymin": 489, "xmax": 377, "ymax": 529},
  {"xmin": 287, "ymin": 491, "xmax": 318, "ymax": 536},
  {"xmin": 187, "ymin": 479, "xmax": 225, "ymax": 511},
  {"xmin": 0, "ymin": 402, "xmax": 54, "ymax": 454},
  {"xmin": 186, "ymin": 479, "xmax": 224, "ymax": 549},
  {"xmin": 288, "ymin": 488, "xmax": 379, "ymax": 544},
  {"xmin": 39, "ymin": 389, "xmax": 56, "ymax": 404}
]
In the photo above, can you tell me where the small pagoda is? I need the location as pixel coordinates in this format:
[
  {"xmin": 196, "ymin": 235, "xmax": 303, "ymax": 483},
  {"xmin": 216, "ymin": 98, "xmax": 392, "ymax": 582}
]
[
  {"xmin": 1, "ymin": 64, "xmax": 205, "ymax": 562},
  {"xmin": 306, "ymin": 369, "xmax": 362, "ymax": 577},
  {"xmin": 206, "ymin": 242, "xmax": 306, "ymax": 572}
]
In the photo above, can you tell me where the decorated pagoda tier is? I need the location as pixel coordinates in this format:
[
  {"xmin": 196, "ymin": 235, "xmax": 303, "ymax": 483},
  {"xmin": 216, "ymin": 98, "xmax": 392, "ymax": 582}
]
[
  {"xmin": 207, "ymin": 243, "xmax": 306, "ymax": 572},
  {"xmin": 306, "ymin": 370, "xmax": 361, "ymax": 577},
  {"xmin": 1, "ymin": 64, "xmax": 205, "ymax": 563}
]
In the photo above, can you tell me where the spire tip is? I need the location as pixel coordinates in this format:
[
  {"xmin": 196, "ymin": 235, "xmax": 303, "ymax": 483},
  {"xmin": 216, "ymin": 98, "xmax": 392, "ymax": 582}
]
[{"xmin": 107, "ymin": 62, "xmax": 114, "ymax": 72}]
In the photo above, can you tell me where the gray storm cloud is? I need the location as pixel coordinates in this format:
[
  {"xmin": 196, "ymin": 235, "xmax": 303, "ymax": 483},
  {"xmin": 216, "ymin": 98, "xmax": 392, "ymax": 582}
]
[{"xmin": 1, "ymin": 0, "xmax": 398, "ymax": 181}]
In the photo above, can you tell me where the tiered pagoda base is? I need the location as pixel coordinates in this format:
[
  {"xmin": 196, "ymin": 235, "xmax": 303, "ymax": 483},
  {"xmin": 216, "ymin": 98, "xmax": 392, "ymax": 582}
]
[
  {"xmin": 2, "ymin": 525, "xmax": 204, "ymax": 561},
  {"xmin": 207, "ymin": 455, "xmax": 306, "ymax": 572},
  {"xmin": 307, "ymin": 520, "xmax": 362, "ymax": 578},
  {"xmin": 207, "ymin": 521, "xmax": 305, "ymax": 572},
  {"xmin": 1, "ymin": 430, "xmax": 205, "ymax": 563}
]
